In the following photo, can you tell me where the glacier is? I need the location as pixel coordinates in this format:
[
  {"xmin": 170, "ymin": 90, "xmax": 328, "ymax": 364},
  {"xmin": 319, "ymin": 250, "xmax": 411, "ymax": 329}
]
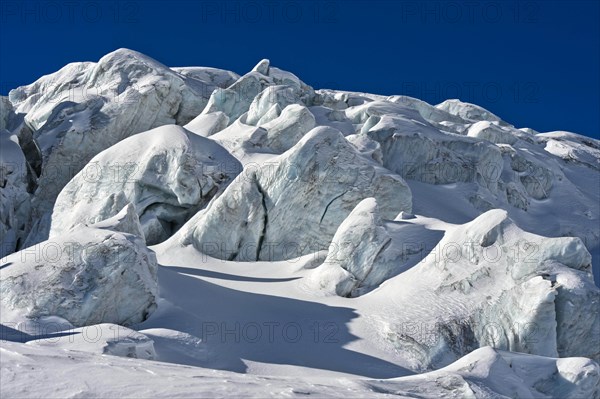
[{"xmin": 0, "ymin": 49, "xmax": 599, "ymax": 398}]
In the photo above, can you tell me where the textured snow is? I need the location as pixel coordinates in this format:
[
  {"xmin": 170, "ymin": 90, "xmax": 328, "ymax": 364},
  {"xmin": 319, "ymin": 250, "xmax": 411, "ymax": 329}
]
[{"xmin": 1, "ymin": 341, "xmax": 597, "ymax": 398}]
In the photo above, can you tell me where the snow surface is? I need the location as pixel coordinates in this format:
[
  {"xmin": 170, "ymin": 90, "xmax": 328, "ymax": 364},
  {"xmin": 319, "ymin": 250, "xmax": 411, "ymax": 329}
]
[
  {"xmin": 1, "ymin": 343, "xmax": 598, "ymax": 398},
  {"xmin": 1, "ymin": 50, "xmax": 599, "ymax": 398}
]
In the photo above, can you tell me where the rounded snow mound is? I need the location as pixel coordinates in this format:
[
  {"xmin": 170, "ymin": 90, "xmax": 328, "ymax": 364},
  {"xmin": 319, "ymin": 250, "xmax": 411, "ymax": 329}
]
[{"xmin": 436, "ymin": 99, "xmax": 506, "ymax": 125}]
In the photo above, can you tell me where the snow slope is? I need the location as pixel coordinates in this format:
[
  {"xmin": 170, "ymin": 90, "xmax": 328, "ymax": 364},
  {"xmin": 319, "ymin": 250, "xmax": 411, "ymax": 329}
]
[
  {"xmin": 1, "ymin": 50, "xmax": 599, "ymax": 398},
  {"xmin": 1, "ymin": 342, "xmax": 598, "ymax": 398}
]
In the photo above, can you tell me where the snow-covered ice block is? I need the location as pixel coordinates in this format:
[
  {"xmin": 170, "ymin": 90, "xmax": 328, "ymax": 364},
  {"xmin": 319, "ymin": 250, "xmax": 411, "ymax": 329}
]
[
  {"xmin": 47, "ymin": 124, "xmax": 241, "ymax": 245},
  {"xmin": 246, "ymin": 86, "xmax": 301, "ymax": 126},
  {"xmin": 308, "ymin": 199, "xmax": 443, "ymax": 297},
  {"xmin": 255, "ymin": 103, "xmax": 282, "ymax": 126},
  {"xmin": 307, "ymin": 198, "xmax": 391, "ymax": 297},
  {"xmin": 172, "ymin": 126, "xmax": 412, "ymax": 261},
  {"xmin": 267, "ymin": 66, "xmax": 315, "ymax": 104},
  {"xmin": 467, "ymin": 120, "xmax": 518, "ymax": 145},
  {"xmin": 171, "ymin": 66, "xmax": 239, "ymax": 89},
  {"xmin": 9, "ymin": 49, "xmax": 222, "ymax": 217},
  {"xmin": 87, "ymin": 203, "xmax": 145, "ymax": 239},
  {"xmin": 366, "ymin": 112, "xmax": 504, "ymax": 189},
  {"xmin": 202, "ymin": 71, "xmax": 268, "ymax": 123},
  {"xmin": 0, "ymin": 225, "xmax": 158, "ymax": 327},
  {"xmin": 261, "ymin": 104, "xmax": 316, "ymax": 153},
  {"xmin": 0, "ymin": 96, "xmax": 17, "ymax": 131},
  {"xmin": 184, "ymin": 111, "xmax": 229, "ymax": 137},
  {"xmin": 251, "ymin": 58, "xmax": 270, "ymax": 75},
  {"xmin": 374, "ymin": 209, "xmax": 599, "ymax": 370},
  {"xmin": 201, "ymin": 60, "xmax": 314, "ymax": 130},
  {"xmin": 537, "ymin": 131, "xmax": 600, "ymax": 171},
  {"xmin": 345, "ymin": 133, "xmax": 383, "ymax": 164},
  {"xmin": 436, "ymin": 99, "xmax": 508, "ymax": 125},
  {"xmin": 0, "ymin": 130, "xmax": 31, "ymax": 258}
]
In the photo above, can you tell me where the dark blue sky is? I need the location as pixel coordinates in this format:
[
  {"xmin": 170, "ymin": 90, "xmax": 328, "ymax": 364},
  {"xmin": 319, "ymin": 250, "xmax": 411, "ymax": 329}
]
[{"xmin": 1, "ymin": 0, "xmax": 598, "ymax": 138}]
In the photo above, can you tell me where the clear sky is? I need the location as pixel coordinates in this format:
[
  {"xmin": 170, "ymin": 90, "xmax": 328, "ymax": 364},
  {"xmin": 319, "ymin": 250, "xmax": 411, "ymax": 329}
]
[{"xmin": 1, "ymin": 0, "xmax": 598, "ymax": 138}]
